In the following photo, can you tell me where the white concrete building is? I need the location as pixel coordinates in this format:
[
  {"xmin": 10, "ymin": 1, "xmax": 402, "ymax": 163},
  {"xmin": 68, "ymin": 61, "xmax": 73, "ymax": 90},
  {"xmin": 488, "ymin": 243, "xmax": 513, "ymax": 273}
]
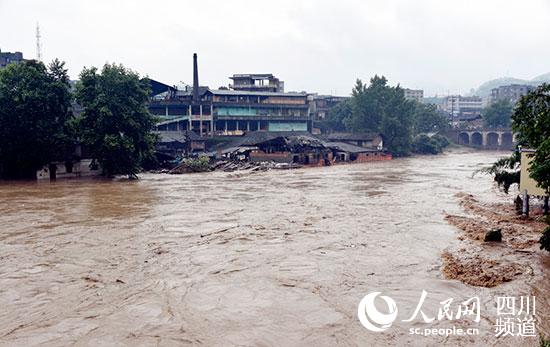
[{"xmin": 404, "ymin": 88, "xmax": 424, "ymax": 102}]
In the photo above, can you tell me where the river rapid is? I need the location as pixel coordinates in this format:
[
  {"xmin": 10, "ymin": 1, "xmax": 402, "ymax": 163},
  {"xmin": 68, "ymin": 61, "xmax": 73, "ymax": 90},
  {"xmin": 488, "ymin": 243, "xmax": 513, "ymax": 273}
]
[{"xmin": 0, "ymin": 148, "xmax": 547, "ymax": 346}]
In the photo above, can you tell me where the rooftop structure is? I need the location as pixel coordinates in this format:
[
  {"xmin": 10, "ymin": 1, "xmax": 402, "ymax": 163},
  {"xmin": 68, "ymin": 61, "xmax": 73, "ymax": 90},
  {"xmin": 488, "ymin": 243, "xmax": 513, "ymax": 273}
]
[
  {"xmin": 403, "ymin": 88, "xmax": 424, "ymax": 103},
  {"xmin": 321, "ymin": 132, "xmax": 384, "ymax": 150},
  {"xmin": 229, "ymin": 73, "xmax": 284, "ymax": 93}
]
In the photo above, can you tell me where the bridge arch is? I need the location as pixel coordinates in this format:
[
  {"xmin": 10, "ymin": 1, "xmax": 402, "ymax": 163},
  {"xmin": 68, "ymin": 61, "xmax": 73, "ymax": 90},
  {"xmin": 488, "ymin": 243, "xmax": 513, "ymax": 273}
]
[
  {"xmin": 458, "ymin": 132, "xmax": 470, "ymax": 145},
  {"xmin": 487, "ymin": 132, "xmax": 499, "ymax": 147},
  {"xmin": 471, "ymin": 132, "xmax": 483, "ymax": 146}
]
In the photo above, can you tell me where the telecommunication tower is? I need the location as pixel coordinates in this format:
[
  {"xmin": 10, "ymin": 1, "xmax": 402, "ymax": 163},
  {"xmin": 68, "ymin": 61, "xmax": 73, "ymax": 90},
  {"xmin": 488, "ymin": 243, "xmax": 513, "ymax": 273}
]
[{"xmin": 36, "ymin": 23, "xmax": 42, "ymax": 61}]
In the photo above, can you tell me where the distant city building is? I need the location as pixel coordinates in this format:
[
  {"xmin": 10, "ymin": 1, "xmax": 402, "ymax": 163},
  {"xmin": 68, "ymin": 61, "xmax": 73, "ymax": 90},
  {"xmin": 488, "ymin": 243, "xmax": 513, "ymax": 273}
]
[
  {"xmin": 443, "ymin": 95, "xmax": 483, "ymax": 128},
  {"xmin": 229, "ymin": 74, "xmax": 284, "ymax": 93},
  {"xmin": 423, "ymin": 96, "xmax": 446, "ymax": 108},
  {"xmin": 0, "ymin": 49, "xmax": 24, "ymax": 69},
  {"xmin": 490, "ymin": 84, "xmax": 534, "ymax": 105},
  {"xmin": 443, "ymin": 95, "xmax": 483, "ymax": 118},
  {"xmin": 403, "ymin": 88, "xmax": 424, "ymax": 102}
]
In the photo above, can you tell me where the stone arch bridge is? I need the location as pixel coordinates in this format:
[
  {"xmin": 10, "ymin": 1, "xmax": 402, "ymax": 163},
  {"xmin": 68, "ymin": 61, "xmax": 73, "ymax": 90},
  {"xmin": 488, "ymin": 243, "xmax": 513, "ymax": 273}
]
[{"xmin": 447, "ymin": 129, "xmax": 516, "ymax": 150}]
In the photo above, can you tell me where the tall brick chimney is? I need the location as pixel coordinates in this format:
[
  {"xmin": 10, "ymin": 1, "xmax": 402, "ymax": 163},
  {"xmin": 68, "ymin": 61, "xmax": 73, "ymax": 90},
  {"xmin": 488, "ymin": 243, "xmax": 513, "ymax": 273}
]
[{"xmin": 193, "ymin": 53, "xmax": 199, "ymax": 103}]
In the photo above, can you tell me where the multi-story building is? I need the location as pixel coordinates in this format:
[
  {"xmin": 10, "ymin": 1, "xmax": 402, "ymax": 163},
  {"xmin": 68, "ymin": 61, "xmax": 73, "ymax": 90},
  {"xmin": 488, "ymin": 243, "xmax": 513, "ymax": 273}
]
[
  {"xmin": 150, "ymin": 55, "xmax": 310, "ymax": 137},
  {"xmin": 308, "ymin": 94, "xmax": 349, "ymax": 120},
  {"xmin": 229, "ymin": 74, "xmax": 284, "ymax": 93},
  {"xmin": 403, "ymin": 88, "xmax": 424, "ymax": 103},
  {"xmin": 489, "ymin": 84, "xmax": 533, "ymax": 105},
  {"xmin": 0, "ymin": 49, "xmax": 24, "ymax": 69},
  {"xmin": 443, "ymin": 95, "xmax": 483, "ymax": 118}
]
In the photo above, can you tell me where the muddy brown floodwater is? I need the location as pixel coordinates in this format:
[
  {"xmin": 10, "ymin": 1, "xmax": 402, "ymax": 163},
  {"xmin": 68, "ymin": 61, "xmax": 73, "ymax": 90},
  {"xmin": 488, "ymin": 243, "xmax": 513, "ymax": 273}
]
[{"xmin": 0, "ymin": 148, "xmax": 548, "ymax": 346}]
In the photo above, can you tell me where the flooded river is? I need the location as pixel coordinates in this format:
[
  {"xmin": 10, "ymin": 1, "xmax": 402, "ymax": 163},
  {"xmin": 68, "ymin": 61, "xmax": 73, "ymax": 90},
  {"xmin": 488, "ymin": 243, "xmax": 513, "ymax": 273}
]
[{"xmin": 0, "ymin": 148, "xmax": 547, "ymax": 346}]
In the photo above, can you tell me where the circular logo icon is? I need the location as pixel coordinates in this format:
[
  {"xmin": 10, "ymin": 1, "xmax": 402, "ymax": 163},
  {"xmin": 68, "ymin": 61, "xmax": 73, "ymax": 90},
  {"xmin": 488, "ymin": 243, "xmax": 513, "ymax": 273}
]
[{"xmin": 358, "ymin": 292, "xmax": 398, "ymax": 332}]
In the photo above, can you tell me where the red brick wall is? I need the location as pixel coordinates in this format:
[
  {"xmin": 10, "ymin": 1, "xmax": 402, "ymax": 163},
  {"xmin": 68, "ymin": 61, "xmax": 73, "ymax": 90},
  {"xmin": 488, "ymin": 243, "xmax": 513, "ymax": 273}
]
[{"xmin": 354, "ymin": 152, "xmax": 392, "ymax": 162}]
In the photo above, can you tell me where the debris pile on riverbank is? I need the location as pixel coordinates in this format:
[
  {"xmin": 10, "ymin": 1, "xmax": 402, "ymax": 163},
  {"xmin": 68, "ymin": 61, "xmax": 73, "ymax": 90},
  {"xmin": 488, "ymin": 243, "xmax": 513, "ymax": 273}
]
[
  {"xmin": 443, "ymin": 192, "xmax": 547, "ymax": 288},
  {"xmin": 442, "ymin": 251, "xmax": 524, "ymax": 287},
  {"xmin": 446, "ymin": 193, "xmax": 546, "ymax": 249},
  {"xmin": 165, "ymin": 158, "xmax": 303, "ymax": 174},
  {"xmin": 212, "ymin": 160, "xmax": 302, "ymax": 172},
  {"xmin": 169, "ymin": 157, "xmax": 213, "ymax": 174}
]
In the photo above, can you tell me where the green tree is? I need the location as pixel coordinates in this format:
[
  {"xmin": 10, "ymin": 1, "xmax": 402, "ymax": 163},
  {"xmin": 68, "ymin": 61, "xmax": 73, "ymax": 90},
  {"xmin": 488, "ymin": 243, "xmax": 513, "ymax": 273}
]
[
  {"xmin": 511, "ymin": 83, "xmax": 550, "ymax": 251},
  {"xmin": 345, "ymin": 76, "xmax": 414, "ymax": 156},
  {"xmin": 483, "ymin": 99, "xmax": 513, "ymax": 128},
  {"xmin": 75, "ymin": 64, "xmax": 157, "ymax": 178},
  {"xmin": 412, "ymin": 134, "xmax": 450, "ymax": 154},
  {"xmin": 380, "ymin": 88, "xmax": 414, "ymax": 156},
  {"xmin": 513, "ymin": 84, "xmax": 550, "ymax": 194},
  {"xmin": 412, "ymin": 102, "xmax": 449, "ymax": 134},
  {"xmin": 346, "ymin": 77, "xmax": 385, "ymax": 132},
  {"xmin": 0, "ymin": 59, "xmax": 73, "ymax": 179},
  {"xmin": 480, "ymin": 153, "xmax": 520, "ymax": 194}
]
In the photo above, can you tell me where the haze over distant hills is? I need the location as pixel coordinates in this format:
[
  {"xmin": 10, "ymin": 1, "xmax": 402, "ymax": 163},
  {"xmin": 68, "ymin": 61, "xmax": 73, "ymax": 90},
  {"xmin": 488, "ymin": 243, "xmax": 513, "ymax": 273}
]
[{"xmin": 471, "ymin": 73, "xmax": 550, "ymax": 98}]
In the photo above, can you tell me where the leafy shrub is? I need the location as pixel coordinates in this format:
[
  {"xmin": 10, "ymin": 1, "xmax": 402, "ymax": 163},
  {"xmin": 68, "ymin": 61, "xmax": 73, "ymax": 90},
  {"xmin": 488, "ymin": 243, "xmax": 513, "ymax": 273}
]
[
  {"xmin": 184, "ymin": 156, "xmax": 212, "ymax": 172},
  {"xmin": 412, "ymin": 134, "xmax": 450, "ymax": 154}
]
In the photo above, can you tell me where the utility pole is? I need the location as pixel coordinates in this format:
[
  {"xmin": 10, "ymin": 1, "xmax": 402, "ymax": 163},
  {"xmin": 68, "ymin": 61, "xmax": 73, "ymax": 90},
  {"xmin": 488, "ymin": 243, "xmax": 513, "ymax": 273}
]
[{"xmin": 36, "ymin": 22, "xmax": 42, "ymax": 62}]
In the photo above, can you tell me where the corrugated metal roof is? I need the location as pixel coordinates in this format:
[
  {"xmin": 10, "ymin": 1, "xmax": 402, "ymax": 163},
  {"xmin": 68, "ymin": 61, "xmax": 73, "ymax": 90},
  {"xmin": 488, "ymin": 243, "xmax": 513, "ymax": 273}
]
[
  {"xmin": 230, "ymin": 74, "xmax": 275, "ymax": 79},
  {"xmin": 324, "ymin": 142, "xmax": 380, "ymax": 153},
  {"xmin": 322, "ymin": 132, "xmax": 381, "ymax": 141},
  {"xmin": 217, "ymin": 132, "xmax": 384, "ymax": 154},
  {"xmin": 155, "ymin": 130, "xmax": 204, "ymax": 143}
]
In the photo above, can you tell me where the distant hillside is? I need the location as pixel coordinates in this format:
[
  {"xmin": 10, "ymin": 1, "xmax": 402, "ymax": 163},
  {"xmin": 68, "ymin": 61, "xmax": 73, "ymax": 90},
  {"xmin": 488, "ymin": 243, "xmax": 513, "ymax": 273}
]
[
  {"xmin": 532, "ymin": 72, "xmax": 550, "ymax": 82},
  {"xmin": 471, "ymin": 74, "xmax": 550, "ymax": 98}
]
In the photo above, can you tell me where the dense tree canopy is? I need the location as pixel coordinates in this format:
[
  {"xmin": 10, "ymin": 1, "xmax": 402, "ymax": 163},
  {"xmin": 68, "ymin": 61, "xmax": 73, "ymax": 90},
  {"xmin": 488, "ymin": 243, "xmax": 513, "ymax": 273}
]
[
  {"xmin": 76, "ymin": 64, "xmax": 157, "ymax": 178},
  {"xmin": 319, "ymin": 76, "xmax": 452, "ymax": 156},
  {"xmin": 489, "ymin": 83, "xmax": 550, "ymax": 252},
  {"xmin": 483, "ymin": 86, "xmax": 550, "ymax": 195},
  {"xmin": 512, "ymin": 84, "xmax": 550, "ymax": 194},
  {"xmin": 412, "ymin": 134, "xmax": 450, "ymax": 155},
  {"xmin": 345, "ymin": 76, "xmax": 415, "ymax": 156},
  {"xmin": 483, "ymin": 99, "xmax": 513, "ymax": 128},
  {"xmin": 0, "ymin": 60, "xmax": 73, "ymax": 179},
  {"xmin": 412, "ymin": 103, "xmax": 449, "ymax": 134}
]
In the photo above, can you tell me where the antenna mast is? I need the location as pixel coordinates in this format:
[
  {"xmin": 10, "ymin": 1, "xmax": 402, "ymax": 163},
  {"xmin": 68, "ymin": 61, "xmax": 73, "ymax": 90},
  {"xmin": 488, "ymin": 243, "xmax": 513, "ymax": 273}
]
[{"xmin": 36, "ymin": 23, "xmax": 42, "ymax": 61}]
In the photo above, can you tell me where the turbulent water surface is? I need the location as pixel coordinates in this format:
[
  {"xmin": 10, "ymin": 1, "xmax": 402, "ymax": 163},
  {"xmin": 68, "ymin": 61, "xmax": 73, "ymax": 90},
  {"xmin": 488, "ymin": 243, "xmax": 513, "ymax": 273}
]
[{"xmin": 0, "ymin": 148, "xmax": 547, "ymax": 346}]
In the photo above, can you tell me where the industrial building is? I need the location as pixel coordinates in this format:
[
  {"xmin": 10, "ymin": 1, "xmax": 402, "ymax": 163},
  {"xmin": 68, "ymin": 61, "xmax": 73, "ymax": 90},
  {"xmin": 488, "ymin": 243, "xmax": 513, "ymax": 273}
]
[{"xmin": 150, "ymin": 54, "xmax": 311, "ymax": 137}]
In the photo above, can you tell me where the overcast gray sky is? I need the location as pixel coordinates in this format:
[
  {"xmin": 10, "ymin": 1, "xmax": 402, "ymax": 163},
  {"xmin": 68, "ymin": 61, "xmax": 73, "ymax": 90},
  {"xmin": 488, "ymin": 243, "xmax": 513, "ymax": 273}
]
[{"xmin": 1, "ymin": 0, "xmax": 549, "ymax": 96}]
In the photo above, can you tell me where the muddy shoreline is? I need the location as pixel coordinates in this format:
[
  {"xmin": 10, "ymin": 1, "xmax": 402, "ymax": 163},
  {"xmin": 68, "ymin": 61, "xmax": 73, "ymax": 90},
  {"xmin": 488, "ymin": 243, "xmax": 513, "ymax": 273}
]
[{"xmin": 444, "ymin": 192, "xmax": 549, "ymax": 339}]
